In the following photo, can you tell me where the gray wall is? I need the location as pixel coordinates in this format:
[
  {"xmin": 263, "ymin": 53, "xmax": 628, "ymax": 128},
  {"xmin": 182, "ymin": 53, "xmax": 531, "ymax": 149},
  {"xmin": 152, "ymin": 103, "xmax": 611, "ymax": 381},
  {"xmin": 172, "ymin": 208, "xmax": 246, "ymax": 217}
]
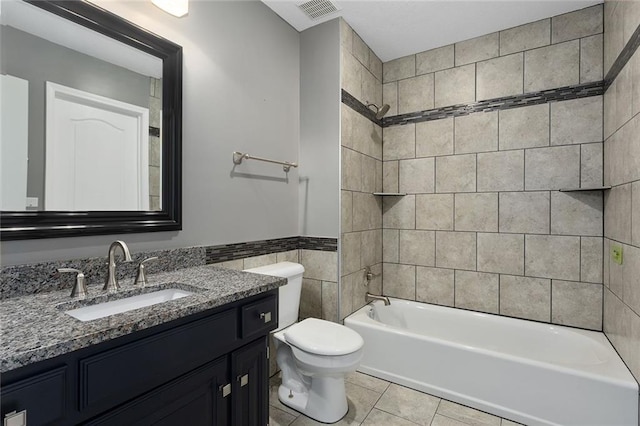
[
  {"xmin": 1, "ymin": 0, "xmax": 300, "ymax": 265},
  {"xmin": 299, "ymin": 19, "xmax": 340, "ymax": 238},
  {"xmin": 1, "ymin": 25, "xmax": 150, "ymax": 203}
]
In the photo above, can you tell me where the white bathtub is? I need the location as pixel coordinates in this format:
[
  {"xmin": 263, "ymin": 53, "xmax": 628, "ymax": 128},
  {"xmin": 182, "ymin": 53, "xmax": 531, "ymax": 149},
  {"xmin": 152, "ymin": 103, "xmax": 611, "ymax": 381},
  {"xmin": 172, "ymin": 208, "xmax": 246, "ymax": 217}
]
[{"xmin": 344, "ymin": 299, "xmax": 639, "ymax": 426}]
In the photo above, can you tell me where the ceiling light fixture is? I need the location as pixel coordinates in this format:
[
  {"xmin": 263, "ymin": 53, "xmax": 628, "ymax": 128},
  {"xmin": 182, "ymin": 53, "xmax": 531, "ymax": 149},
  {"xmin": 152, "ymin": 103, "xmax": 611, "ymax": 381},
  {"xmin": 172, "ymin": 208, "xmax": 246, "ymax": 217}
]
[{"xmin": 152, "ymin": 0, "xmax": 188, "ymax": 17}]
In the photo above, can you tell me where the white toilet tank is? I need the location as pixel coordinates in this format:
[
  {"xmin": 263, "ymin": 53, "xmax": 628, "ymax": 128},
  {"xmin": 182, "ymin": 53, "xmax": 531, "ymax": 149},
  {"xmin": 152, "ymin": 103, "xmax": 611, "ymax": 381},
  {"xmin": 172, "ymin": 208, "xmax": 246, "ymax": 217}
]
[{"xmin": 243, "ymin": 262, "xmax": 305, "ymax": 331}]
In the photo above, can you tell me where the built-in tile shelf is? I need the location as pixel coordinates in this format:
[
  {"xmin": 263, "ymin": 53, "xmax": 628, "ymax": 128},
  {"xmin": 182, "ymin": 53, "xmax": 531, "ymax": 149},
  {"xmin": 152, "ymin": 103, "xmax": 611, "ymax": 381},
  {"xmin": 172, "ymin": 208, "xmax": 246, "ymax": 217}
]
[
  {"xmin": 372, "ymin": 192, "xmax": 407, "ymax": 196},
  {"xmin": 559, "ymin": 186, "xmax": 611, "ymax": 192}
]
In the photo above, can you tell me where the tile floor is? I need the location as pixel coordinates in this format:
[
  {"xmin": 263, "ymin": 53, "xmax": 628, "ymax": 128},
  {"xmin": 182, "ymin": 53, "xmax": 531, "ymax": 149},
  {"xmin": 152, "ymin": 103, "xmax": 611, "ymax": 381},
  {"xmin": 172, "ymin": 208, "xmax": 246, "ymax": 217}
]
[{"xmin": 269, "ymin": 372, "xmax": 523, "ymax": 426}]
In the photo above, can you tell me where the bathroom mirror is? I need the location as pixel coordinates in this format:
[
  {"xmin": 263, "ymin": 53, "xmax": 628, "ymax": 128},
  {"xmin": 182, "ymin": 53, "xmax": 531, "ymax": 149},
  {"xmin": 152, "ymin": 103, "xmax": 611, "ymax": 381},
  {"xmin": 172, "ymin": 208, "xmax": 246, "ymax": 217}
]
[{"xmin": 0, "ymin": 0, "xmax": 182, "ymax": 240}]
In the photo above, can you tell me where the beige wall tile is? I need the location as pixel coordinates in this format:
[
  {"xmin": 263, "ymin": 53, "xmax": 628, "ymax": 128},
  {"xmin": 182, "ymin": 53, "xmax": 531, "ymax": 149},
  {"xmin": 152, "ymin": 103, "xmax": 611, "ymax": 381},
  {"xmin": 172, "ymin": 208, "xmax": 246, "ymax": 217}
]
[
  {"xmin": 399, "ymin": 158, "xmax": 435, "ymax": 194},
  {"xmin": 301, "ymin": 249, "xmax": 338, "ymax": 281},
  {"xmin": 383, "ymin": 124, "xmax": 415, "ymax": 160},
  {"xmin": 455, "ymin": 33, "xmax": 499, "ymax": 66},
  {"xmin": 615, "ymin": 61, "xmax": 634, "ymax": 133},
  {"xmin": 353, "ymin": 113, "xmax": 383, "ymax": 160},
  {"xmin": 552, "ymin": 280, "xmax": 602, "ymax": 330},
  {"xmin": 525, "ymin": 235, "xmax": 581, "ymax": 281},
  {"xmin": 499, "ymin": 191, "xmax": 550, "ymax": 234},
  {"xmin": 342, "ymin": 50, "xmax": 362, "ymax": 99},
  {"xmin": 383, "ymin": 82, "xmax": 398, "ymax": 116},
  {"xmin": 455, "ymin": 270, "xmax": 499, "ymax": 314},
  {"xmin": 340, "ymin": 18, "xmax": 353, "ymax": 53},
  {"xmin": 435, "ymin": 154, "xmax": 476, "ymax": 193},
  {"xmin": 604, "ymin": 184, "xmax": 632, "ymax": 243},
  {"xmin": 434, "ymin": 64, "xmax": 475, "ymax": 108},
  {"xmin": 370, "ymin": 51, "xmax": 383, "ymax": 82},
  {"xmin": 633, "ymin": 182, "xmax": 640, "ymax": 246},
  {"xmin": 352, "ymin": 32, "xmax": 369, "ymax": 67},
  {"xmin": 383, "ymin": 229, "xmax": 399, "ymax": 263},
  {"xmin": 580, "ymin": 34, "xmax": 603, "ymax": 83},
  {"xmin": 551, "ymin": 4, "xmax": 603, "ymax": 43},
  {"xmin": 276, "ymin": 250, "xmax": 299, "ymax": 263},
  {"xmin": 632, "ymin": 49, "xmax": 640, "ymax": 117},
  {"xmin": 383, "ymin": 161, "xmax": 399, "ymax": 193},
  {"xmin": 244, "ymin": 253, "xmax": 277, "ymax": 269},
  {"xmin": 352, "ymin": 269, "xmax": 370, "ymax": 312},
  {"xmin": 610, "ymin": 241, "xmax": 625, "ymax": 298},
  {"xmin": 399, "ymin": 230, "xmax": 436, "ymax": 267},
  {"xmin": 454, "ymin": 193, "xmax": 498, "ymax": 232},
  {"xmin": 476, "ymin": 53, "xmax": 524, "ymax": 100},
  {"xmin": 362, "ymin": 155, "xmax": 377, "ymax": 193},
  {"xmin": 383, "ymin": 195, "xmax": 415, "ymax": 229},
  {"xmin": 581, "ymin": 143, "xmax": 603, "ymax": 188},
  {"xmin": 622, "ymin": 244, "xmax": 640, "ymax": 315},
  {"xmin": 416, "ymin": 118, "xmax": 454, "ymax": 158},
  {"xmin": 622, "ymin": 0, "xmax": 640, "ymax": 47},
  {"xmin": 416, "ymin": 45, "xmax": 454, "ymax": 75},
  {"xmin": 341, "ymin": 271, "xmax": 355, "ymax": 318},
  {"xmin": 524, "ymin": 41, "xmax": 580, "ymax": 92},
  {"xmin": 416, "ymin": 194, "xmax": 454, "ymax": 231},
  {"xmin": 500, "ymin": 275, "xmax": 551, "ymax": 322},
  {"xmin": 342, "ymin": 190, "xmax": 353, "ymax": 233},
  {"xmin": 341, "ymin": 104, "xmax": 355, "ymax": 149},
  {"xmin": 550, "ymin": 96, "xmax": 603, "ymax": 146},
  {"xmin": 477, "ymin": 150, "xmax": 524, "ymax": 192},
  {"xmin": 581, "ymin": 237, "xmax": 603, "ymax": 284},
  {"xmin": 604, "ymin": 1, "xmax": 624, "ymax": 75},
  {"xmin": 603, "ymin": 79, "xmax": 616, "ymax": 141},
  {"xmin": 342, "ymin": 232, "xmax": 360, "ymax": 275},
  {"xmin": 322, "ymin": 281, "xmax": 338, "ymax": 322},
  {"xmin": 477, "ymin": 233, "xmax": 525, "ymax": 275},
  {"xmin": 353, "ymin": 192, "xmax": 382, "ymax": 232},
  {"xmin": 499, "ymin": 19, "xmax": 550, "ymax": 55},
  {"xmin": 454, "ymin": 112, "xmax": 498, "ymax": 154},
  {"xmin": 214, "ymin": 259, "xmax": 243, "ymax": 270},
  {"xmin": 398, "ymin": 73, "xmax": 434, "ymax": 114},
  {"xmin": 436, "ymin": 231, "xmax": 476, "ymax": 270},
  {"xmin": 300, "ymin": 278, "xmax": 322, "ymax": 320},
  {"xmin": 524, "ymin": 145, "xmax": 580, "ymax": 190},
  {"xmin": 367, "ymin": 263, "xmax": 383, "ymax": 296},
  {"xmin": 362, "ymin": 68, "xmax": 382, "ymax": 108},
  {"xmin": 361, "ymin": 229, "xmax": 382, "ymax": 268},
  {"xmin": 550, "ymin": 191, "xmax": 603, "ymax": 236},
  {"xmin": 416, "ymin": 266, "xmax": 454, "ymax": 306},
  {"xmin": 383, "ymin": 55, "xmax": 415, "ymax": 83},
  {"xmin": 498, "ymin": 104, "xmax": 549, "ymax": 150},
  {"xmin": 382, "ymin": 263, "xmax": 416, "ymax": 300},
  {"xmin": 603, "ymin": 238, "xmax": 610, "ymax": 289},
  {"xmin": 604, "ymin": 289, "xmax": 640, "ymax": 380},
  {"xmin": 342, "ymin": 147, "xmax": 362, "ymax": 191}
]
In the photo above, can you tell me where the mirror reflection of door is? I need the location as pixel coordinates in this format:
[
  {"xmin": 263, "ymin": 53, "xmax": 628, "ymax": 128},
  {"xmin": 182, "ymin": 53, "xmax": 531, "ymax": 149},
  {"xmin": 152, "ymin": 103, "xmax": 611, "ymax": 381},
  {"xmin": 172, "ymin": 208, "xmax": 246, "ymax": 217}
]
[{"xmin": 45, "ymin": 82, "xmax": 149, "ymax": 211}]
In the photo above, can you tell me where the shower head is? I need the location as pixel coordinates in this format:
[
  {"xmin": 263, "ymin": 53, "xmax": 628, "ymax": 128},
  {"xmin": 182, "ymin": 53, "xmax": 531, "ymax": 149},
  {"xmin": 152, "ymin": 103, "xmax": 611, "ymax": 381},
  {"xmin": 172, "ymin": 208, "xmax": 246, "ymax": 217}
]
[{"xmin": 366, "ymin": 102, "xmax": 391, "ymax": 119}]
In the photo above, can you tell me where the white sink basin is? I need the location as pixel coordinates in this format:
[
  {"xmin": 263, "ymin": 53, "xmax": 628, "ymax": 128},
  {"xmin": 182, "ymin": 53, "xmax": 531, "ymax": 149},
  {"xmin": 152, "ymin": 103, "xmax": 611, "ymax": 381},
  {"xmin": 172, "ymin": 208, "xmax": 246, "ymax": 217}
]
[{"xmin": 65, "ymin": 288, "xmax": 194, "ymax": 322}]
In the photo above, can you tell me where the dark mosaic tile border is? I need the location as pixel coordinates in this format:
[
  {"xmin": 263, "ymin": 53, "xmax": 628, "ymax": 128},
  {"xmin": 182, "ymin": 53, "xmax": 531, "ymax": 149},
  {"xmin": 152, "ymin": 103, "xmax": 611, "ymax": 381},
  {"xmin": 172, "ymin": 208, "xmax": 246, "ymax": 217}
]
[
  {"xmin": 381, "ymin": 81, "xmax": 604, "ymax": 127},
  {"xmin": 0, "ymin": 246, "xmax": 207, "ymax": 300},
  {"xmin": 341, "ymin": 90, "xmax": 383, "ymax": 127},
  {"xmin": 205, "ymin": 236, "xmax": 337, "ymax": 264},
  {"xmin": 149, "ymin": 126, "xmax": 160, "ymax": 137},
  {"xmin": 604, "ymin": 20, "xmax": 640, "ymax": 89}
]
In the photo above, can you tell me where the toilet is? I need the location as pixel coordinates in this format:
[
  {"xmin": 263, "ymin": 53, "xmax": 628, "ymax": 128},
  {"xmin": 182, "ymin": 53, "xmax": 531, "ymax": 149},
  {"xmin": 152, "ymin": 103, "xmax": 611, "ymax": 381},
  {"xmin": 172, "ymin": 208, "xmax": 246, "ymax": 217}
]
[{"xmin": 244, "ymin": 262, "xmax": 364, "ymax": 423}]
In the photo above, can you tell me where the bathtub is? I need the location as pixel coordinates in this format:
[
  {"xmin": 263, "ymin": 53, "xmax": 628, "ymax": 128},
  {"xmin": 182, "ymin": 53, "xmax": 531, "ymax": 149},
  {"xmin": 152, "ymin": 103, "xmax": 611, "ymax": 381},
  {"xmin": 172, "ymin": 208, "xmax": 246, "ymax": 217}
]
[{"xmin": 344, "ymin": 299, "xmax": 639, "ymax": 426}]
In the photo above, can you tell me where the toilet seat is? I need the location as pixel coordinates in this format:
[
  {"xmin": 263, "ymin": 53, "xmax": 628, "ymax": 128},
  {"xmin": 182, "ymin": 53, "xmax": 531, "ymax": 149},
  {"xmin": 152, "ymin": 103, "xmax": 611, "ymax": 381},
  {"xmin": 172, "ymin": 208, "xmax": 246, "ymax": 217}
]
[{"xmin": 283, "ymin": 318, "xmax": 364, "ymax": 356}]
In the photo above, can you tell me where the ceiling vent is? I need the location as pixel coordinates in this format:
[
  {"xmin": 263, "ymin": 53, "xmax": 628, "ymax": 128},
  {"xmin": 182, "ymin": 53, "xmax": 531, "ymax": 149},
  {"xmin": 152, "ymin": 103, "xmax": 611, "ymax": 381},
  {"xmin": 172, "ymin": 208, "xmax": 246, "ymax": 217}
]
[{"xmin": 297, "ymin": 0, "xmax": 339, "ymax": 20}]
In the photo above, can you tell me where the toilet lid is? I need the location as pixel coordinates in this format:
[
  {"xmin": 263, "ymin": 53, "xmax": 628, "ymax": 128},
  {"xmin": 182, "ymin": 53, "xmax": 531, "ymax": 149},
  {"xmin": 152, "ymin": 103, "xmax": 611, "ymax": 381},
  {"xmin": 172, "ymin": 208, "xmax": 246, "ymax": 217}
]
[{"xmin": 284, "ymin": 318, "xmax": 364, "ymax": 356}]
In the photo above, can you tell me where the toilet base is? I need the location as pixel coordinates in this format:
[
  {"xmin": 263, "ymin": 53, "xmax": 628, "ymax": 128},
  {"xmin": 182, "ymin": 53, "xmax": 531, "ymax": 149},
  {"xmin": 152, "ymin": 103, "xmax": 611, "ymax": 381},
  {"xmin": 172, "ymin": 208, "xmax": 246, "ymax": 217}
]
[{"xmin": 278, "ymin": 376, "xmax": 348, "ymax": 424}]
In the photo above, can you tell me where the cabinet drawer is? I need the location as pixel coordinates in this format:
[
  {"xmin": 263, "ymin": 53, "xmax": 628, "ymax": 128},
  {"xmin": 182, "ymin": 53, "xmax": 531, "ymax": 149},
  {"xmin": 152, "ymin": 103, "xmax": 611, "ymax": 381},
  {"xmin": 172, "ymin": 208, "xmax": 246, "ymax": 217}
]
[
  {"xmin": 241, "ymin": 295, "xmax": 277, "ymax": 340},
  {"xmin": 79, "ymin": 309, "xmax": 237, "ymax": 412},
  {"xmin": 1, "ymin": 366, "xmax": 66, "ymax": 426}
]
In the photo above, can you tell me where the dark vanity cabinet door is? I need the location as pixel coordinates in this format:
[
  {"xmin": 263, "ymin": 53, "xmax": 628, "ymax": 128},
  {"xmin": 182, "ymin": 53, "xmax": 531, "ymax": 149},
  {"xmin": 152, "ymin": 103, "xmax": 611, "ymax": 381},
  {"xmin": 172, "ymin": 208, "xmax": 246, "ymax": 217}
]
[
  {"xmin": 231, "ymin": 337, "xmax": 269, "ymax": 426},
  {"xmin": 86, "ymin": 356, "xmax": 229, "ymax": 426}
]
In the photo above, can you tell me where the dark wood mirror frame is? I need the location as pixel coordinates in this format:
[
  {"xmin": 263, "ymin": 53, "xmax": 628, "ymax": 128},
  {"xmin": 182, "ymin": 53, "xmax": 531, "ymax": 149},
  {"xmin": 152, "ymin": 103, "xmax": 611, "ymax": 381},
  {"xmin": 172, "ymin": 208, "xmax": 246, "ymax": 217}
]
[{"xmin": 1, "ymin": 0, "xmax": 182, "ymax": 240}]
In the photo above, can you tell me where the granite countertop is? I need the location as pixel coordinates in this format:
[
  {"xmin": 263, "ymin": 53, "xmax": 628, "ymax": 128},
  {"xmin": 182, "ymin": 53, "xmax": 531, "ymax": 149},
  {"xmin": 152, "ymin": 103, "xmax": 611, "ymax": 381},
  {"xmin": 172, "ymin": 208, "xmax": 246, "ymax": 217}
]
[{"xmin": 0, "ymin": 265, "xmax": 285, "ymax": 373}]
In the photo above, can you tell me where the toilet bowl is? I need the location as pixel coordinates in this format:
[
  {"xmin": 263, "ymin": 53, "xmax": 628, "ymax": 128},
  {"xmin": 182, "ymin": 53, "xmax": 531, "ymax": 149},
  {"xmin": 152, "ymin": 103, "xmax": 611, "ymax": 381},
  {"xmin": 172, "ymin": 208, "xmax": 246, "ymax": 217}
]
[{"xmin": 244, "ymin": 262, "xmax": 364, "ymax": 424}]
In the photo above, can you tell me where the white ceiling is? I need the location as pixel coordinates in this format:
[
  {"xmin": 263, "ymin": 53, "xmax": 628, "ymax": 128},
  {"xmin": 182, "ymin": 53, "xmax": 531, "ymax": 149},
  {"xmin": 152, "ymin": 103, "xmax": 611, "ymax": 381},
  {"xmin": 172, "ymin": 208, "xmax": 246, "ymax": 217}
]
[{"xmin": 262, "ymin": 0, "xmax": 603, "ymax": 62}]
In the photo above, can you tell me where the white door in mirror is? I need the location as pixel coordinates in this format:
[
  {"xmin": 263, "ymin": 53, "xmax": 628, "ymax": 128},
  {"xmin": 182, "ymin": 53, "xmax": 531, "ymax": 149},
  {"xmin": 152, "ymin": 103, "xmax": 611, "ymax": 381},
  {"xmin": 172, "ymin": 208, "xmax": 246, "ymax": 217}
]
[{"xmin": 65, "ymin": 289, "xmax": 193, "ymax": 322}]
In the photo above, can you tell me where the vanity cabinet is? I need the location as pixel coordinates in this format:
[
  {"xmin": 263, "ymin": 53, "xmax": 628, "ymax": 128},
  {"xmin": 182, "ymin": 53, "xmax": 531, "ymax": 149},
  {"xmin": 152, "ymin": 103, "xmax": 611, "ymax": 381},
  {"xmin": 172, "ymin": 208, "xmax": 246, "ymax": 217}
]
[{"xmin": 0, "ymin": 290, "xmax": 277, "ymax": 426}]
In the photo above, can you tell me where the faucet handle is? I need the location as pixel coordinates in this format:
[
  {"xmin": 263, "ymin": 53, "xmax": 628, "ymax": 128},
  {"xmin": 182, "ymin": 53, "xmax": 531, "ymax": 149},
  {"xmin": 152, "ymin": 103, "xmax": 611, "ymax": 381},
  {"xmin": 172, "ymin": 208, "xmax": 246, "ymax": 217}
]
[
  {"xmin": 57, "ymin": 268, "xmax": 88, "ymax": 299},
  {"xmin": 134, "ymin": 257, "xmax": 158, "ymax": 287}
]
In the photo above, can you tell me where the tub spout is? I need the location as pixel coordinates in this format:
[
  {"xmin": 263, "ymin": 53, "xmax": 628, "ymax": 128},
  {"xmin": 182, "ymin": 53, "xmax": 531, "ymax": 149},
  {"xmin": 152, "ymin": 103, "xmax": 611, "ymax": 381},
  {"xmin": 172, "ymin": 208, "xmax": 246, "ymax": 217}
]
[{"xmin": 366, "ymin": 293, "xmax": 390, "ymax": 306}]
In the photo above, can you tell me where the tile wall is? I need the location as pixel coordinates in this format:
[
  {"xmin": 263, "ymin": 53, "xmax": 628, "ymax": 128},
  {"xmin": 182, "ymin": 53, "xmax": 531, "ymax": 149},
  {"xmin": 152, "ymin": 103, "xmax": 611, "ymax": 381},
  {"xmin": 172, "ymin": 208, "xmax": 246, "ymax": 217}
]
[
  {"xmin": 602, "ymin": 0, "xmax": 640, "ymax": 381},
  {"xmin": 380, "ymin": 5, "xmax": 605, "ymax": 330},
  {"xmin": 340, "ymin": 19, "xmax": 384, "ymax": 319},
  {"xmin": 149, "ymin": 77, "xmax": 162, "ymax": 211}
]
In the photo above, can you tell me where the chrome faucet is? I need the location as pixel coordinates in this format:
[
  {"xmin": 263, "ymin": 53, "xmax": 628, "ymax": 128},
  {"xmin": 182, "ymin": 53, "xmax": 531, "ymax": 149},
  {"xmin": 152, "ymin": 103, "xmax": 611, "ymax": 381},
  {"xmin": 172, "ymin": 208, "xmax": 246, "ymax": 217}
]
[
  {"xmin": 365, "ymin": 293, "xmax": 391, "ymax": 306},
  {"xmin": 103, "ymin": 240, "xmax": 133, "ymax": 292}
]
